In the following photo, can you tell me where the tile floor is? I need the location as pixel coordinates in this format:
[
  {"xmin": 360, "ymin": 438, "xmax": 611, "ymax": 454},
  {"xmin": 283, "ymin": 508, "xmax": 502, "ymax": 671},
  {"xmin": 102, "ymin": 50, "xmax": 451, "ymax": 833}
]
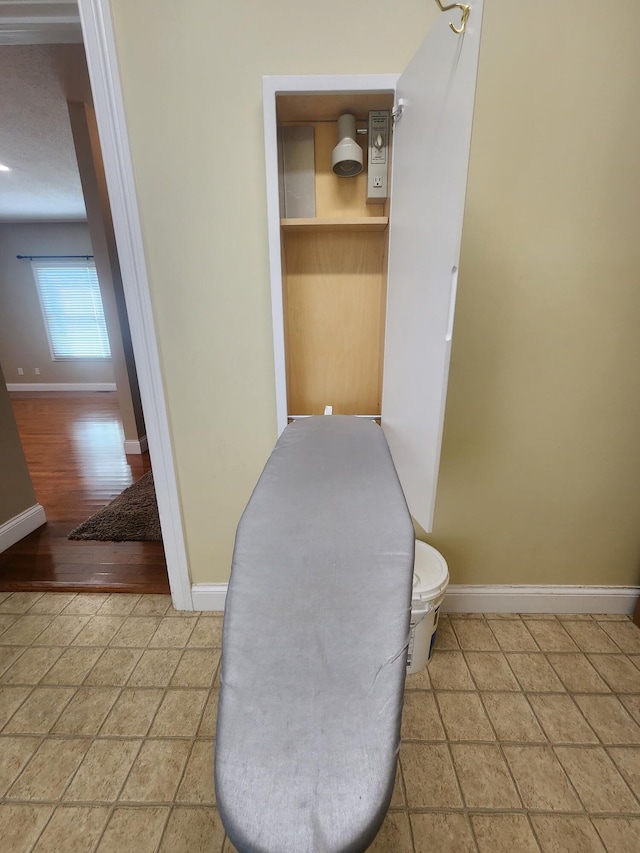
[{"xmin": 1, "ymin": 593, "xmax": 639, "ymax": 852}]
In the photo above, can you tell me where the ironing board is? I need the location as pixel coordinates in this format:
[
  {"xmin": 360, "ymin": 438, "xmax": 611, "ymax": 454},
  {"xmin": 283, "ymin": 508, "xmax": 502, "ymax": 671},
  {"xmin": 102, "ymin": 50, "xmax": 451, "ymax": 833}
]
[{"xmin": 215, "ymin": 416, "xmax": 414, "ymax": 853}]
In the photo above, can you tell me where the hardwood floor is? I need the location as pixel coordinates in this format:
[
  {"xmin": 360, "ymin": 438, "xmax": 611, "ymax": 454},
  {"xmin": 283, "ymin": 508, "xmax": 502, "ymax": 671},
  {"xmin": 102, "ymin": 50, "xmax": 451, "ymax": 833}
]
[{"xmin": 0, "ymin": 392, "xmax": 169, "ymax": 594}]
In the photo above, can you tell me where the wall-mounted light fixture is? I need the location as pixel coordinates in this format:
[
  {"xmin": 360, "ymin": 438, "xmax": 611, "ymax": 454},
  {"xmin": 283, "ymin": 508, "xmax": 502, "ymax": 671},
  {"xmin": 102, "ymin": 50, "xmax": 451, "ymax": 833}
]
[{"xmin": 332, "ymin": 114, "xmax": 363, "ymax": 177}]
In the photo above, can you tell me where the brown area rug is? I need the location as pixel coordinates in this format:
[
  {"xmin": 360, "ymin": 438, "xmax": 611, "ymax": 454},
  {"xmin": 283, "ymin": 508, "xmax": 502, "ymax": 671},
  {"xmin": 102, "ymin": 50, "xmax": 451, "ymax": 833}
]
[{"xmin": 68, "ymin": 471, "xmax": 162, "ymax": 542}]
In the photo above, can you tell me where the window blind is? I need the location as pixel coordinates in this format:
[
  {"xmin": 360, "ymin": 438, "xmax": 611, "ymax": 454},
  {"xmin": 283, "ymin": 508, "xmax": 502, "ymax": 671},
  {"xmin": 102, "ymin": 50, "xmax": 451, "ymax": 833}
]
[{"xmin": 31, "ymin": 259, "xmax": 111, "ymax": 360}]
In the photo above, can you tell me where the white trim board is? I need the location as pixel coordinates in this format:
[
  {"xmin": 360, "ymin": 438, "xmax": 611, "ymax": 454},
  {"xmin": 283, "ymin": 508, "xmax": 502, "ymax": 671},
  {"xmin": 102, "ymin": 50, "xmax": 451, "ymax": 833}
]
[
  {"xmin": 6, "ymin": 383, "xmax": 117, "ymax": 392},
  {"xmin": 124, "ymin": 435, "xmax": 148, "ymax": 455},
  {"xmin": 78, "ymin": 0, "xmax": 192, "ymax": 610},
  {"xmin": 0, "ymin": 504, "xmax": 47, "ymax": 554},
  {"xmin": 441, "ymin": 585, "xmax": 640, "ymax": 615},
  {"xmin": 191, "ymin": 582, "xmax": 640, "ymax": 615}
]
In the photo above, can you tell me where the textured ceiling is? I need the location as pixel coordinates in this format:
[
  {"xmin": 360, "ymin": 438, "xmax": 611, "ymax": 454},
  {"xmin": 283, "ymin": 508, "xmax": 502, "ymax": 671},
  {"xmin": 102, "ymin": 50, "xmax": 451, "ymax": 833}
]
[{"xmin": 0, "ymin": 41, "xmax": 91, "ymax": 221}]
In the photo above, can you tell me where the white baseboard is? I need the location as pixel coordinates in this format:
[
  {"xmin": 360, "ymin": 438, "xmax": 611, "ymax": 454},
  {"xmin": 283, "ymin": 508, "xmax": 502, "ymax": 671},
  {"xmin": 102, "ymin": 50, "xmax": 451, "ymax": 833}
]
[
  {"xmin": 192, "ymin": 583, "xmax": 228, "ymax": 611},
  {"xmin": 442, "ymin": 584, "xmax": 640, "ymax": 615},
  {"xmin": 6, "ymin": 383, "xmax": 117, "ymax": 392},
  {"xmin": 191, "ymin": 582, "xmax": 640, "ymax": 615},
  {"xmin": 0, "ymin": 504, "xmax": 47, "ymax": 554},
  {"xmin": 124, "ymin": 435, "xmax": 148, "ymax": 455}
]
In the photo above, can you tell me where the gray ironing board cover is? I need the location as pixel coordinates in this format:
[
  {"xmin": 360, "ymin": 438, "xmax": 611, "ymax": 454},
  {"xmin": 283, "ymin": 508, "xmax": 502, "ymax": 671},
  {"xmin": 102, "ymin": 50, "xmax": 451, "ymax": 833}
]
[{"xmin": 215, "ymin": 416, "xmax": 415, "ymax": 853}]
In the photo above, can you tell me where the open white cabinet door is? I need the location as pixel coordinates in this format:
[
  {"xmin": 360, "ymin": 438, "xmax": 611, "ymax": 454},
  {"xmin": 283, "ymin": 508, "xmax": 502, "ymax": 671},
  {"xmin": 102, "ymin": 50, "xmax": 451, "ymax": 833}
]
[{"xmin": 382, "ymin": 0, "xmax": 484, "ymax": 532}]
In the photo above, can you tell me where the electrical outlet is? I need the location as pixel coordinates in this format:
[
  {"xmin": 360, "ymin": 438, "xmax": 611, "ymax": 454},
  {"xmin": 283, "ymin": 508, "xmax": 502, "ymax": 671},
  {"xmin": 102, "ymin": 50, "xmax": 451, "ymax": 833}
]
[
  {"xmin": 17, "ymin": 367, "xmax": 24, "ymax": 375},
  {"xmin": 34, "ymin": 367, "xmax": 40, "ymax": 375}
]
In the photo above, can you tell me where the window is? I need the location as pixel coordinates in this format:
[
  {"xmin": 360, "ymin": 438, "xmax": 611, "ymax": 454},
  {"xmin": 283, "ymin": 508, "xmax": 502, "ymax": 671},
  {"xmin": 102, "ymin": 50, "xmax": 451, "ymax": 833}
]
[{"xmin": 32, "ymin": 259, "xmax": 111, "ymax": 360}]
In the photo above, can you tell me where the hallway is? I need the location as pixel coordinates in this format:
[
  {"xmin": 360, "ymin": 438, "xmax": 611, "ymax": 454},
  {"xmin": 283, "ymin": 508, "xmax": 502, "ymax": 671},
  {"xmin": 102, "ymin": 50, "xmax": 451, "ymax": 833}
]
[{"xmin": 0, "ymin": 392, "xmax": 169, "ymax": 594}]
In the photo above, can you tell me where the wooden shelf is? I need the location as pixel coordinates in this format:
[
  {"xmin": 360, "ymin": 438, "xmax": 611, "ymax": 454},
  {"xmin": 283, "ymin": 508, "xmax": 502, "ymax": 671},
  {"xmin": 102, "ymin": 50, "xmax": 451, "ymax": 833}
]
[{"xmin": 281, "ymin": 217, "xmax": 389, "ymax": 233}]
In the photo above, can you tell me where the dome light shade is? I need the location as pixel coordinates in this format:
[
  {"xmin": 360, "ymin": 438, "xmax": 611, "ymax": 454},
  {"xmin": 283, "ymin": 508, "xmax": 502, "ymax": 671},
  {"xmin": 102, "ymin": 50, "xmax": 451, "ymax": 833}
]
[{"xmin": 331, "ymin": 114, "xmax": 363, "ymax": 177}]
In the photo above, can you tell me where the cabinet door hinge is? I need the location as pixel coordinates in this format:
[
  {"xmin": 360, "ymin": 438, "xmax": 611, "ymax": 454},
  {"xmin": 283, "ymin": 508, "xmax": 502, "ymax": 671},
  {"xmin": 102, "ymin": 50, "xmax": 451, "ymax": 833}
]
[{"xmin": 392, "ymin": 99, "xmax": 406, "ymax": 130}]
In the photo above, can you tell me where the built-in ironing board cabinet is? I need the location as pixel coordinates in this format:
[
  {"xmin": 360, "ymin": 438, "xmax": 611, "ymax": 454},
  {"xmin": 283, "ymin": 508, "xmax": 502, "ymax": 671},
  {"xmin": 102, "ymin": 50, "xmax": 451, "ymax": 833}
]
[{"xmin": 263, "ymin": 1, "xmax": 484, "ymax": 533}]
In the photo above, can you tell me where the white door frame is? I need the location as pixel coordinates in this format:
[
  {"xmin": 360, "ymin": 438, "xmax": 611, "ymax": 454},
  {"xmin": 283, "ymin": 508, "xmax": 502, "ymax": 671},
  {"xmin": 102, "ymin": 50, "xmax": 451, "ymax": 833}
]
[{"xmin": 78, "ymin": 0, "xmax": 192, "ymax": 610}]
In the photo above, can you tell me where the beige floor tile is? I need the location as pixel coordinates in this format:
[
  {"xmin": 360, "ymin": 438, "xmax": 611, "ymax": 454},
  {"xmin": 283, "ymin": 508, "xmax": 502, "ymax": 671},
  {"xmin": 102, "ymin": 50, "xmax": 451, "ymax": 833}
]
[
  {"xmin": 7, "ymin": 737, "xmax": 89, "ymax": 801},
  {"xmin": 64, "ymin": 738, "xmax": 142, "ymax": 802},
  {"xmin": 25, "ymin": 593, "xmax": 78, "ymax": 615},
  {"xmin": 41, "ymin": 647, "xmax": 102, "ymax": 686},
  {"xmin": 531, "ymin": 815, "xmax": 605, "ymax": 852},
  {"xmin": 62, "ymin": 593, "xmax": 110, "ymax": 615},
  {"xmin": 555, "ymin": 746, "xmax": 639, "ymax": 813},
  {"xmin": 427, "ymin": 651, "xmax": 475, "ymax": 690},
  {"xmin": 451, "ymin": 619, "xmax": 499, "ymax": 651},
  {"xmin": 502, "ymin": 745, "xmax": 581, "ymax": 811},
  {"xmin": 592, "ymin": 817, "xmax": 640, "ymax": 852},
  {"xmin": 599, "ymin": 621, "xmax": 640, "ymax": 654},
  {"xmin": 52, "ymin": 687, "xmax": 120, "ymax": 736},
  {"xmin": 432, "ymin": 617, "xmax": 460, "ymax": 650},
  {"xmin": 487, "ymin": 620, "xmax": 539, "ymax": 651},
  {"xmin": 451, "ymin": 743, "xmax": 520, "ymax": 809},
  {"xmin": 71, "ymin": 616, "xmax": 126, "ymax": 647},
  {"xmin": 96, "ymin": 806, "xmax": 169, "ymax": 852},
  {"xmin": 171, "ymin": 649, "xmax": 221, "ymax": 688},
  {"xmin": 110, "ymin": 617, "xmax": 161, "ymax": 647},
  {"xmin": 99, "ymin": 688, "xmax": 164, "ymax": 737},
  {"xmin": 1, "ymin": 647, "xmax": 64, "ymax": 685},
  {"xmin": 546, "ymin": 653, "xmax": 610, "ymax": 693},
  {"xmin": 3, "ymin": 686, "xmax": 75, "ymax": 734},
  {"xmin": 528, "ymin": 694, "xmax": 598, "ymax": 744},
  {"xmin": 389, "ymin": 761, "xmax": 405, "ymax": 808},
  {"xmin": 0, "ymin": 736, "xmax": 41, "ymax": 796},
  {"xmin": 524, "ymin": 620, "xmax": 579, "ymax": 652},
  {"xmin": 0, "ymin": 804, "xmax": 53, "ymax": 852},
  {"xmin": 0, "ymin": 613, "xmax": 19, "ymax": 636},
  {"xmin": 506, "ymin": 653, "xmax": 564, "ymax": 692},
  {"xmin": 401, "ymin": 690, "xmax": 445, "ymax": 740},
  {"xmin": 188, "ymin": 616, "xmax": 224, "ymax": 648},
  {"xmin": 574, "ymin": 695, "xmax": 640, "ymax": 744},
  {"xmin": 96, "ymin": 594, "xmax": 141, "ymax": 615},
  {"xmin": 150, "ymin": 689, "xmax": 208, "ymax": 737},
  {"xmin": 0, "ymin": 592, "xmax": 43, "ymax": 614},
  {"xmin": 0, "ymin": 615, "xmax": 54, "ymax": 646},
  {"xmin": 0, "ymin": 685, "xmax": 31, "ymax": 728},
  {"xmin": 588, "ymin": 654, "xmax": 640, "ymax": 693},
  {"xmin": 222, "ymin": 837, "xmax": 238, "ymax": 852},
  {"xmin": 471, "ymin": 813, "xmax": 541, "ymax": 853},
  {"xmin": 0, "ymin": 644, "xmax": 23, "ymax": 676},
  {"xmin": 159, "ymin": 806, "xmax": 226, "ymax": 853},
  {"xmin": 198, "ymin": 690, "xmax": 219, "ymax": 738},
  {"xmin": 436, "ymin": 691, "xmax": 495, "ymax": 741},
  {"xmin": 621, "ymin": 694, "xmax": 640, "ymax": 725},
  {"xmin": 149, "ymin": 616, "xmax": 197, "ymax": 648},
  {"xmin": 400, "ymin": 742, "xmax": 462, "ymax": 808},
  {"xmin": 411, "ymin": 812, "xmax": 476, "ymax": 853},
  {"xmin": 404, "ymin": 664, "xmax": 431, "ymax": 689},
  {"xmin": 608, "ymin": 747, "xmax": 640, "ymax": 798},
  {"xmin": 32, "ymin": 615, "xmax": 91, "ymax": 646},
  {"xmin": 131, "ymin": 594, "xmax": 172, "ymax": 616},
  {"xmin": 32, "ymin": 805, "xmax": 109, "ymax": 852},
  {"xmin": 560, "ymin": 621, "xmax": 621, "ymax": 653},
  {"xmin": 85, "ymin": 648, "xmax": 144, "ymax": 686},
  {"xmin": 120, "ymin": 738, "xmax": 192, "ymax": 802},
  {"xmin": 482, "ymin": 693, "xmax": 546, "ymax": 742},
  {"xmin": 127, "ymin": 649, "xmax": 182, "ymax": 687},
  {"xmin": 464, "ymin": 652, "xmax": 520, "ymax": 691},
  {"xmin": 366, "ymin": 810, "xmax": 412, "ymax": 852},
  {"xmin": 176, "ymin": 740, "xmax": 216, "ymax": 805}
]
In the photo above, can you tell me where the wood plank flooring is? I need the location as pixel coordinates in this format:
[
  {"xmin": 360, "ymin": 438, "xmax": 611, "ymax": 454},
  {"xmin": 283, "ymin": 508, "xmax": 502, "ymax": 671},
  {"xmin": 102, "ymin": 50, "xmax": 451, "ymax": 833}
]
[{"xmin": 0, "ymin": 391, "xmax": 169, "ymax": 594}]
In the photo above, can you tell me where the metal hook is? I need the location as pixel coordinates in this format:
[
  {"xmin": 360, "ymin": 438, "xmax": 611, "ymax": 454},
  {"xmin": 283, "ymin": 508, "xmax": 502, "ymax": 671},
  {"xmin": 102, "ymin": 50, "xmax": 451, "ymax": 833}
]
[{"xmin": 434, "ymin": 1, "xmax": 470, "ymax": 34}]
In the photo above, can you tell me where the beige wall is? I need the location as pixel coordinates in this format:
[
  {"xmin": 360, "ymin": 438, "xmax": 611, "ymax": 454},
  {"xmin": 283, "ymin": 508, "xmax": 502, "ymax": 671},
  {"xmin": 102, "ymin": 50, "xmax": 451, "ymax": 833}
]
[
  {"xmin": 0, "ymin": 363, "xmax": 36, "ymax": 525},
  {"xmin": 0, "ymin": 222, "xmax": 116, "ymax": 385},
  {"xmin": 109, "ymin": 0, "xmax": 640, "ymax": 588},
  {"xmin": 68, "ymin": 101, "xmax": 145, "ymax": 443}
]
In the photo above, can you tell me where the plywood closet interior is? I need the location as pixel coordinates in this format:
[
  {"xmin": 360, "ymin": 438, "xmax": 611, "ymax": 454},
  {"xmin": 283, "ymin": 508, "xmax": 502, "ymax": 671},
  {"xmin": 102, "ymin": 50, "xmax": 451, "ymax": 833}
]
[{"xmin": 277, "ymin": 92, "xmax": 395, "ymax": 418}]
